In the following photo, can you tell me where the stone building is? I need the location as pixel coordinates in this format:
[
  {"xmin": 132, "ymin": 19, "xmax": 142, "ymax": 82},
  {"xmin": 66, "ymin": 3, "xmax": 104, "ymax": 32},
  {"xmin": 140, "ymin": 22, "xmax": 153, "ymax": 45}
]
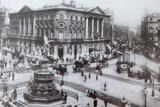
[
  {"xmin": 113, "ymin": 24, "xmax": 129, "ymax": 45},
  {"xmin": 141, "ymin": 13, "xmax": 160, "ymax": 44},
  {"xmin": 5, "ymin": 1, "xmax": 112, "ymax": 60},
  {"xmin": 0, "ymin": 2, "xmax": 10, "ymax": 69}
]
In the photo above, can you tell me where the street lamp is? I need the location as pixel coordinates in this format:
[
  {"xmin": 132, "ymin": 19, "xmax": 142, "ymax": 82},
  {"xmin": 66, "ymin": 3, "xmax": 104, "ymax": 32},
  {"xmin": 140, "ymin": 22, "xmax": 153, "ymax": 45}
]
[
  {"xmin": 158, "ymin": 66, "xmax": 160, "ymax": 82},
  {"xmin": 134, "ymin": 54, "xmax": 136, "ymax": 65},
  {"xmin": 151, "ymin": 73, "xmax": 155, "ymax": 97},
  {"xmin": 144, "ymin": 88, "xmax": 148, "ymax": 107}
]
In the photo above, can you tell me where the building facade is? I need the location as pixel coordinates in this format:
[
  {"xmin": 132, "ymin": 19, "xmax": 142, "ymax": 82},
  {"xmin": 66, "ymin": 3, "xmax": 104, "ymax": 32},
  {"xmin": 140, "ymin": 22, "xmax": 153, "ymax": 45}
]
[
  {"xmin": 5, "ymin": 1, "xmax": 112, "ymax": 60},
  {"xmin": 113, "ymin": 24, "xmax": 129, "ymax": 45},
  {"xmin": 141, "ymin": 13, "xmax": 160, "ymax": 45}
]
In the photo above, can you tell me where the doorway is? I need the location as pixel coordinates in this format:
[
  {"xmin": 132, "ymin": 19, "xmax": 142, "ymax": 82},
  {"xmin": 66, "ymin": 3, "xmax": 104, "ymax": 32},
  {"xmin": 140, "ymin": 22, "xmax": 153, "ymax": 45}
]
[
  {"xmin": 74, "ymin": 45, "xmax": 77, "ymax": 59},
  {"xmin": 58, "ymin": 45, "xmax": 64, "ymax": 59}
]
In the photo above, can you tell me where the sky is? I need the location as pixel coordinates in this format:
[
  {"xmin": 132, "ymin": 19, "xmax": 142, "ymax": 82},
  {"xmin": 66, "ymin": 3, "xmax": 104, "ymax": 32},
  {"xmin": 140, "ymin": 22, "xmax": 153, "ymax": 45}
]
[{"xmin": 1, "ymin": 0, "xmax": 160, "ymax": 32}]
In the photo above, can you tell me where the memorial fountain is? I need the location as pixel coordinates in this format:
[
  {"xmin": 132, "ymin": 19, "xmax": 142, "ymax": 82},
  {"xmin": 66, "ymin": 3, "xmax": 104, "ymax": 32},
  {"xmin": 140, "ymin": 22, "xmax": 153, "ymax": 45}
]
[{"xmin": 23, "ymin": 65, "xmax": 62, "ymax": 103}]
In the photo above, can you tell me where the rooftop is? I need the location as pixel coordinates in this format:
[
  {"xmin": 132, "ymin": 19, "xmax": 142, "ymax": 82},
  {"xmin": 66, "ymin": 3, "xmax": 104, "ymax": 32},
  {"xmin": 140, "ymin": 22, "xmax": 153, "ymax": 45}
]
[{"xmin": 10, "ymin": 0, "xmax": 111, "ymax": 17}]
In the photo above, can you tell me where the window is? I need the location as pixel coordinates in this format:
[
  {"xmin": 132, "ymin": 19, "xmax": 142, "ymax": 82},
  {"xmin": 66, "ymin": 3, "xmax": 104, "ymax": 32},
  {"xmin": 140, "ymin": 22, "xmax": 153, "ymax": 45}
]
[
  {"xmin": 67, "ymin": 47, "xmax": 70, "ymax": 54},
  {"xmin": 150, "ymin": 18, "xmax": 152, "ymax": 21},
  {"xmin": 79, "ymin": 31, "xmax": 82, "ymax": 38},
  {"xmin": 76, "ymin": 16, "xmax": 78, "ymax": 20},
  {"xmin": 59, "ymin": 30, "xmax": 64, "ymax": 39},
  {"xmin": 83, "ymin": 45, "xmax": 87, "ymax": 52},
  {"xmin": 70, "ymin": 31, "xmax": 72, "ymax": 39},
  {"xmin": 71, "ymin": 16, "xmax": 73, "ymax": 20},
  {"xmin": 60, "ymin": 14, "xmax": 63, "ymax": 19},
  {"xmin": 59, "ymin": 33, "xmax": 63, "ymax": 39},
  {"xmin": 81, "ymin": 17, "xmax": 83, "ymax": 21},
  {"xmin": 75, "ymin": 32, "xmax": 77, "ymax": 38}
]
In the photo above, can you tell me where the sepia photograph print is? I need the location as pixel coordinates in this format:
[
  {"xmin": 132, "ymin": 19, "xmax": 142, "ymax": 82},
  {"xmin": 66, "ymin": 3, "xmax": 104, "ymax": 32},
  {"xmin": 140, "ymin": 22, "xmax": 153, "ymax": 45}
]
[{"xmin": 0, "ymin": 0, "xmax": 160, "ymax": 107}]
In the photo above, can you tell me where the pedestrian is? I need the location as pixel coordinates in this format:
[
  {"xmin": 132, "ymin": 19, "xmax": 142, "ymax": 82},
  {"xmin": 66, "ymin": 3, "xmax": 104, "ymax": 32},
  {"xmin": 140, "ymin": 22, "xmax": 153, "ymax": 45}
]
[
  {"xmin": 106, "ymin": 61, "xmax": 108, "ymax": 67},
  {"xmin": 96, "ymin": 74, "xmax": 98, "ymax": 80},
  {"xmin": 125, "ymin": 101, "xmax": 131, "ymax": 107},
  {"xmin": 64, "ymin": 92, "xmax": 67, "ymax": 103},
  {"xmin": 93, "ymin": 91, "xmax": 96, "ymax": 99},
  {"xmin": 84, "ymin": 75, "xmax": 87, "ymax": 82},
  {"xmin": 88, "ymin": 73, "xmax": 91, "ymax": 78},
  {"xmin": 90, "ymin": 90, "xmax": 93, "ymax": 98},
  {"xmin": 81, "ymin": 70, "xmax": 84, "ymax": 76},
  {"xmin": 93, "ymin": 99, "xmax": 98, "ymax": 107},
  {"xmin": 12, "ymin": 72, "xmax": 15, "ymax": 81},
  {"xmin": 60, "ymin": 89, "xmax": 64, "ymax": 99},
  {"xmin": 2, "ymin": 84, "xmax": 8, "ymax": 97},
  {"xmin": 87, "ymin": 90, "xmax": 91, "ymax": 97},
  {"xmin": 86, "ymin": 103, "xmax": 91, "ymax": 107},
  {"xmin": 121, "ymin": 97, "xmax": 127, "ymax": 107},
  {"xmin": 13, "ymin": 88, "xmax": 17, "ymax": 100},
  {"xmin": 104, "ymin": 82, "xmax": 107, "ymax": 91},
  {"xmin": 104, "ymin": 96, "xmax": 108, "ymax": 107}
]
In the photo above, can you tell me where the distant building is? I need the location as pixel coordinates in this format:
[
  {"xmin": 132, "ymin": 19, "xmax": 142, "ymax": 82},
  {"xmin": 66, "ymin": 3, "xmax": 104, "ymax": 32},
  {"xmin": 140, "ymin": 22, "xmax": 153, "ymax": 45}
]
[
  {"xmin": 5, "ymin": 0, "xmax": 112, "ymax": 60},
  {"xmin": 141, "ymin": 13, "xmax": 160, "ymax": 45},
  {"xmin": 0, "ymin": 3, "xmax": 10, "ymax": 46},
  {"xmin": 113, "ymin": 24, "xmax": 129, "ymax": 44},
  {"xmin": 0, "ymin": 2, "xmax": 10, "ymax": 69}
]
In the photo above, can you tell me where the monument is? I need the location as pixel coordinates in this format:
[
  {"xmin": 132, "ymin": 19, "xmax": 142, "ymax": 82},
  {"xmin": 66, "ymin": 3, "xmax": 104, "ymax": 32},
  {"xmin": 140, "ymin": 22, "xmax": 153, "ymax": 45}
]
[{"xmin": 23, "ymin": 66, "xmax": 62, "ymax": 103}]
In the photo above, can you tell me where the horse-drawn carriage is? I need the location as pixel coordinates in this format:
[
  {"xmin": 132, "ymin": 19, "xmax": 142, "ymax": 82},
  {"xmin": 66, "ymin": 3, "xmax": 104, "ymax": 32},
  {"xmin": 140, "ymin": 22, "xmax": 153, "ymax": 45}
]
[
  {"xmin": 73, "ymin": 60, "xmax": 84, "ymax": 72},
  {"xmin": 52, "ymin": 64, "xmax": 67, "ymax": 75}
]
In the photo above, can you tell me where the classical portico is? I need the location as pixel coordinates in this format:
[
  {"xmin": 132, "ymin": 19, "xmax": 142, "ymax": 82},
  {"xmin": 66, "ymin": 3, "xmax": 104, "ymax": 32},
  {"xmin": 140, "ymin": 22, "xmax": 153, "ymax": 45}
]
[
  {"xmin": 85, "ymin": 17, "xmax": 104, "ymax": 38},
  {"xmin": 18, "ymin": 16, "xmax": 34, "ymax": 36}
]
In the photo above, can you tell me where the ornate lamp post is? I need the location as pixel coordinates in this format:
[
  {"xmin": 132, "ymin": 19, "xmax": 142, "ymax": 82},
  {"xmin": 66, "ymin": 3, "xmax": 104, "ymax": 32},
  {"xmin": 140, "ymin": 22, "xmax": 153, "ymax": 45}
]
[{"xmin": 151, "ymin": 72, "xmax": 155, "ymax": 97}]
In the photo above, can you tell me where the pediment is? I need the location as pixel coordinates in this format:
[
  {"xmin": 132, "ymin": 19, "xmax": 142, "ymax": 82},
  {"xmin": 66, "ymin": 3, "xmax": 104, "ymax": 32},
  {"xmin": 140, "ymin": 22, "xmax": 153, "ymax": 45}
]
[
  {"xmin": 89, "ymin": 6, "xmax": 106, "ymax": 15},
  {"xmin": 18, "ymin": 5, "xmax": 33, "ymax": 13}
]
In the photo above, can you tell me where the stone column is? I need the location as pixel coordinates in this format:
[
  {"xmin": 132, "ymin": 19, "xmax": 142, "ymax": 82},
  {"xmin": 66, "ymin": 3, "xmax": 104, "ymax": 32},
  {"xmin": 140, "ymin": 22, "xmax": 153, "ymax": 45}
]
[
  {"xmin": 23, "ymin": 18, "xmax": 26, "ymax": 35},
  {"xmin": 86, "ymin": 17, "xmax": 88, "ymax": 38},
  {"xmin": 72, "ymin": 45, "xmax": 74, "ymax": 58},
  {"xmin": 28, "ymin": 17, "xmax": 31, "ymax": 36},
  {"xmin": 54, "ymin": 45, "xmax": 58, "ymax": 58},
  {"xmin": 43, "ymin": 29, "xmax": 45, "ymax": 37},
  {"xmin": 91, "ymin": 18, "xmax": 94, "ymax": 38},
  {"xmin": 64, "ymin": 45, "xmax": 67, "ymax": 60},
  {"xmin": 19, "ymin": 18, "xmax": 21, "ymax": 35},
  {"xmin": 48, "ymin": 29, "xmax": 51, "ymax": 38},
  {"xmin": 39, "ymin": 29, "xmax": 41, "ymax": 37},
  {"xmin": 101, "ymin": 19, "xmax": 104, "ymax": 37},
  {"xmin": 33, "ymin": 14, "xmax": 36, "ymax": 36},
  {"xmin": 97, "ymin": 19, "xmax": 99, "ymax": 33}
]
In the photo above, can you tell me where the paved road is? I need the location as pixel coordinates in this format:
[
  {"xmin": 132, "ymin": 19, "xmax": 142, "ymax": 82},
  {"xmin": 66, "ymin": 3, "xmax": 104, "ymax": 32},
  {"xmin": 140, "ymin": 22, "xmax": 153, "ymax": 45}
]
[
  {"xmin": 84, "ymin": 65, "xmax": 160, "ymax": 90},
  {"xmin": 1, "ymin": 79, "xmax": 140, "ymax": 107}
]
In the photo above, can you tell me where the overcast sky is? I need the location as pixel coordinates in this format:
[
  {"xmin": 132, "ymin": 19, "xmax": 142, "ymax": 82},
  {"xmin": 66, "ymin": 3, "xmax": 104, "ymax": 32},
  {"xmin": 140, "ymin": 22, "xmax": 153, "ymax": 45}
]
[{"xmin": 2, "ymin": 0, "xmax": 160, "ymax": 32}]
